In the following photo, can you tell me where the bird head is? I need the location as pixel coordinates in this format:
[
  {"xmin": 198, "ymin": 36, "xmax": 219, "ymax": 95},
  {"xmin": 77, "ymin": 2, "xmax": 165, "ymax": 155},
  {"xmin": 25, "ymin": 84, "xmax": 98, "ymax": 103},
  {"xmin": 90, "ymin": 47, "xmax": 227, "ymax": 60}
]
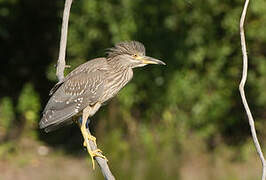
[{"xmin": 107, "ymin": 41, "xmax": 166, "ymax": 68}]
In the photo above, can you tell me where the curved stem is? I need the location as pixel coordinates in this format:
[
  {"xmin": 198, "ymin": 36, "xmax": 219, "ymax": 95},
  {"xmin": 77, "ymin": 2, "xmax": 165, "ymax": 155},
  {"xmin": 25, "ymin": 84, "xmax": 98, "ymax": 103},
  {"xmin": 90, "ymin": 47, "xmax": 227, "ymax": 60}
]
[{"xmin": 239, "ymin": 0, "xmax": 266, "ymax": 179}]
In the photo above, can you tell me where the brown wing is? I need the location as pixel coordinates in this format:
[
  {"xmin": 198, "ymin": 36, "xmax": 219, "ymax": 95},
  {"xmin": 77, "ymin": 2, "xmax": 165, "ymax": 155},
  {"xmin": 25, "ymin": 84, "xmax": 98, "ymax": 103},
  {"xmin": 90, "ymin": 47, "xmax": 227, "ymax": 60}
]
[
  {"xmin": 40, "ymin": 59, "xmax": 108, "ymax": 132},
  {"xmin": 49, "ymin": 58, "xmax": 106, "ymax": 96}
]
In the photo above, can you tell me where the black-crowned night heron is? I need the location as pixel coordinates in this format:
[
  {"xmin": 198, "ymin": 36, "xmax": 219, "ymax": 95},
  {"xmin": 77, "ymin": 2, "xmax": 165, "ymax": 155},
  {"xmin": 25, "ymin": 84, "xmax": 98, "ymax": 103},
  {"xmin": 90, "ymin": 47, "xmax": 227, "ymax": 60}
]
[{"xmin": 40, "ymin": 41, "xmax": 165, "ymax": 168}]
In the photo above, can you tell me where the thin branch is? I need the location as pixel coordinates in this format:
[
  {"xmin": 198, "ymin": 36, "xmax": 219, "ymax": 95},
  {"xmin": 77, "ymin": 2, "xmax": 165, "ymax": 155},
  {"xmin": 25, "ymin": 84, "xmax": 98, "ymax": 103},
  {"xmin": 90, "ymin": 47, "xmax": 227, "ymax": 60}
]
[
  {"xmin": 239, "ymin": 0, "xmax": 266, "ymax": 179},
  {"xmin": 56, "ymin": 0, "xmax": 115, "ymax": 179},
  {"xmin": 56, "ymin": 0, "xmax": 73, "ymax": 81}
]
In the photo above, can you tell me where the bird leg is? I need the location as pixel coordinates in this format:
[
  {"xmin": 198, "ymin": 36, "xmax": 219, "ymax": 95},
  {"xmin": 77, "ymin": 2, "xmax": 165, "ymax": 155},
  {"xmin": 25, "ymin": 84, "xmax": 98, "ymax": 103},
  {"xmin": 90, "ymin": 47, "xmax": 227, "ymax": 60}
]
[{"xmin": 81, "ymin": 106, "xmax": 107, "ymax": 170}]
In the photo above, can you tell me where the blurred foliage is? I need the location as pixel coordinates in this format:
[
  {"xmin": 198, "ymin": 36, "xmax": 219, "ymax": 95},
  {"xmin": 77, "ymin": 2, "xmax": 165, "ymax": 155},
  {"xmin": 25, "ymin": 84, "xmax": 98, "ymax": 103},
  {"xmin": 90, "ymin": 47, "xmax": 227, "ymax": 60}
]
[
  {"xmin": 0, "ymin": 97, "xmax": 15, "ymax": 140},
  {"xmin": 17, "ymin": 83, "xmax": 40, "ymax": 135},
  {"xmin": 0, "ymin": 0, "xmax": 266, "ymax": 179}
]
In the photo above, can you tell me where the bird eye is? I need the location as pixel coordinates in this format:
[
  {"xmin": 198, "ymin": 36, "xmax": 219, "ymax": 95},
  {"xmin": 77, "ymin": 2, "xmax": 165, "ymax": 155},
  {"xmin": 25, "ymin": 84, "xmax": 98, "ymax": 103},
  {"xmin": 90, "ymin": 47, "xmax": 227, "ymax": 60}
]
[{"xmin": 132, "ymin": 54, "xmax": 138, "ymax": 58}]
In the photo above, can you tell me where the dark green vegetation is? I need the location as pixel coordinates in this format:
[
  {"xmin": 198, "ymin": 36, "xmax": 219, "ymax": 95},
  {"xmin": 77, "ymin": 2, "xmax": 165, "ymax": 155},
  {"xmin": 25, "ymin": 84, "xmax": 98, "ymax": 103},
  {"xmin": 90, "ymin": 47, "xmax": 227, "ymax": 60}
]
[{"xmin": 0, "ymin": 0, "xmax": 266, "ymax": 179}]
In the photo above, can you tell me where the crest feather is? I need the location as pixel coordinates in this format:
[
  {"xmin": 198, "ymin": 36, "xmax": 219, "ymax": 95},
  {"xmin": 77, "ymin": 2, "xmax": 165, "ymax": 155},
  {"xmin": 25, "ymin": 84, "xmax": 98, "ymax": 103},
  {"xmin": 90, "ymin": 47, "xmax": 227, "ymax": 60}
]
[{"xmin": 107, "ymin": 41, "xmax": 145, "ymax": 58}]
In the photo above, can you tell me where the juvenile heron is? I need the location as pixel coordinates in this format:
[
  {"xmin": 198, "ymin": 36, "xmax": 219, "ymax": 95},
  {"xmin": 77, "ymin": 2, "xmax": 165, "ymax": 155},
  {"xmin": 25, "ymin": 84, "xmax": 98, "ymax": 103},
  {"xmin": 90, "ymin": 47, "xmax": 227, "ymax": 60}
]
[{"xmin": 40, "ymin": 41, "xmax": 165, "ymax": 168}]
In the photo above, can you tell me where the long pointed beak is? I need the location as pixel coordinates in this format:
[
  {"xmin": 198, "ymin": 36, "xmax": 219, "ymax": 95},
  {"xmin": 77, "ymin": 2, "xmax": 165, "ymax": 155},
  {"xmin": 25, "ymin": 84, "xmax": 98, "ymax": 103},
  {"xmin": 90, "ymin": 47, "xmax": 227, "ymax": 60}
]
[{"xmin": 140, "ymin": 56, "xmax": 166, "ymax": 65}]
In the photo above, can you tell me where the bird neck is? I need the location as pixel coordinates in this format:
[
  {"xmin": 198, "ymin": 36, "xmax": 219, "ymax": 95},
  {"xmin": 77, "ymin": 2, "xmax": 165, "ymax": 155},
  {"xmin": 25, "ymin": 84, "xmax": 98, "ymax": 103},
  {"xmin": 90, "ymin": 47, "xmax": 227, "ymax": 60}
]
[
  {"xmin": 107, "ymin": 56, "xmax": 133, "ymax": 70},
  {"xmin": 100, "ymin": 57, "xmax": 133, "ymax": 102},
  {"xmin": 106, "ymin": 56, "xmax": 133, "ymax": 82}
]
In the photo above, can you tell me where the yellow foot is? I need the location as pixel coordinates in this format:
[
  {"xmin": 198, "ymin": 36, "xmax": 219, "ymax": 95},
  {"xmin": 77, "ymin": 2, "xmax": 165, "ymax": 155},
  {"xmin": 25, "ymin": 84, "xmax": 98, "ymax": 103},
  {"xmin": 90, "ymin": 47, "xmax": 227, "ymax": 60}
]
[
  {"xmin": 86, "ymin": 146, "xmax": 108, "ymax": 169},
  {"xmin": 81, "ymin": 127, "xmax": 108, "ymax": 169},
  {"xmin": 83, "ymin": 134, "xmax": 96, "ymax": 147}
]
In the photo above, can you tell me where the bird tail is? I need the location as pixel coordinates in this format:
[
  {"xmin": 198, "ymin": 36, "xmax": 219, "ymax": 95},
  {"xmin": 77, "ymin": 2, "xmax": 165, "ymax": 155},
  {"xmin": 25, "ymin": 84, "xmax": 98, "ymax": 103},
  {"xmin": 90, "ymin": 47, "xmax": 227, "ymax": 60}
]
[{"xmin": 39, "ymin": 105, "xmax": 78, "ymax": 132}]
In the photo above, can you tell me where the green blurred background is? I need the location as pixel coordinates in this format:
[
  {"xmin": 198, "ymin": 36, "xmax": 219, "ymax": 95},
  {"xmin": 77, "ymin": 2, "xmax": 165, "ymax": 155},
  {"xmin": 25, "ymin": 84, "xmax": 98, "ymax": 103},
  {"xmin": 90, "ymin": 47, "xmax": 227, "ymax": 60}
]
[{"xmin": 0, "ymin": 0, "xmax": 266, "ymax": 179}]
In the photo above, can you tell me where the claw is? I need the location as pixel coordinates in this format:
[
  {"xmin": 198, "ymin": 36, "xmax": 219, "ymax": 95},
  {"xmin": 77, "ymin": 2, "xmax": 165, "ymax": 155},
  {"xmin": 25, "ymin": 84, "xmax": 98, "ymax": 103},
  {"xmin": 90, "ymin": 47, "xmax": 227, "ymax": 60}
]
[
  {"xmin": 92, "ymin": 149, "xmax": 108, "ymax": 161},
  {"xmin": 83, "ymin": 134, "xmax": 97, "ymax": 147},
  {"xmin": 83, "ymin": 134, "xmax": 96, "ymax": 147},
  {"xmin": 93, "ymin": 149, "xmax": 102, "ymax": 153}
]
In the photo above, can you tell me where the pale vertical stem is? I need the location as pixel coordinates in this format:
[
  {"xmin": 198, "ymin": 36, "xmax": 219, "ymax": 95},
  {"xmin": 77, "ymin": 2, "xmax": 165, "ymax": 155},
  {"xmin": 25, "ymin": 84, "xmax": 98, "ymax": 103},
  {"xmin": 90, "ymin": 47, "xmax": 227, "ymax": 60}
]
[
  {"xmin": 239, "ymin": 0, "xmax": 266, "ymax": 179},
  {"xmin": 56, "ymin": 0, "xmax": 73, "ymax": 81}
]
